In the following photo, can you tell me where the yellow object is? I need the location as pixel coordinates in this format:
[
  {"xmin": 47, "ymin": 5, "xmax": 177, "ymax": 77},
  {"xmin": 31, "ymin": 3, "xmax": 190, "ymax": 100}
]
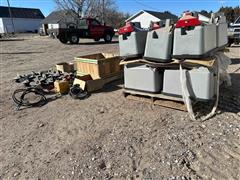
[{"xmin": 54, "ymin": 80, "xmax": 70, "ymax": 94}]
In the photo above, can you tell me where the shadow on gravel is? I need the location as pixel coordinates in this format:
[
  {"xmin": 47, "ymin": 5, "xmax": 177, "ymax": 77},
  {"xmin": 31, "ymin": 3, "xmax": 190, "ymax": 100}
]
[
  {"xmin": 194, "ymin": 73, "xmax": 240, "ymax": 116},
  {"xmin": 0, "ymin": 51, "xmax": 44, "ymax": 55},
  {"xmin": 95, "ymin": 79, "xmax": 123, "ymax": 94},
  {"xmin": 78, "ymin": 40, "xmax": 119, "ymax": 45},
  {"xmin": 0, "ymin": 39, "xmax": 25, "ymax": 42},
  {"xmin": 217, "ymin": 73, "xmax": 240, "ymax": 114},
  {"xmin": 230, "ymin": 58, "xmax": 240, "ymax": 65}
]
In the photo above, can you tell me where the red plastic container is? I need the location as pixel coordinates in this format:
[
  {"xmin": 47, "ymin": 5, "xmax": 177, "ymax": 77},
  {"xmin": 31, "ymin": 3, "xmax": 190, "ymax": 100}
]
[
  {"xmin": 176, "ymin": 12, "xmax": 202, "ymax": 28},
  {"xmin": 151, "ymin": 22, "xmax": 161, "ymax": 30},
  {"xmin": 118, "ymin": 22, "xmax": 135, "ymax": 35}
]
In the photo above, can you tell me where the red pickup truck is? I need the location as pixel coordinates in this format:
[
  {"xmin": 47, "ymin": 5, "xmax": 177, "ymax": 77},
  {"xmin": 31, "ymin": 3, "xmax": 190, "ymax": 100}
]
[{"xmin": 48, "ymin": 18, "xmax": 115, "ymax": 44}]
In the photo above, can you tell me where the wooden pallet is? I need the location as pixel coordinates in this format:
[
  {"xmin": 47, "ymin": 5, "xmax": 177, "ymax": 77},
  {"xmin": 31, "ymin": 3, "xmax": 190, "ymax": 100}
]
[{"xmin": 123, "ymin": 89, "xmax": 187, "ymax": 112}]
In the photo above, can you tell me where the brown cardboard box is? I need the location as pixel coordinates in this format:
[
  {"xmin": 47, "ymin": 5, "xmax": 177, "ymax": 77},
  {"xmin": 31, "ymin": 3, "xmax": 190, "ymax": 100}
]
[
  {"xmin": 56, "ymin": 62, "xmax": 74, "ymax": 73},
  {"xmin": 73, "ymin": 75, "xmax": 104, "ymax": 92}
]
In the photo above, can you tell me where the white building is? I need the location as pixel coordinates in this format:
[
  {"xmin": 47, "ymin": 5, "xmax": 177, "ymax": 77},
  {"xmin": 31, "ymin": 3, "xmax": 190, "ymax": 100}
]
[
  {"xmin": 126, "ymin": 10, "xmax": 178, "ymax": 28},
  {"xmin": 0, "ymin": 6, "xmax": 44, "ymax": 34}
]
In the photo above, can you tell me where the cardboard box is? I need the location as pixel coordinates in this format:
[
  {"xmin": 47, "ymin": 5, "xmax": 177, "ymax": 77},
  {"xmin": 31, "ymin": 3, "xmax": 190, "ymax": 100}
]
[
  {"xmin": 73, "ymin": 75, "xmax": 104, "ymax": 92},
  {"xmin": 75, "ymin": 53, "xmax": 123, "ymax": 79},
  {"xmin": 56, "ymin": 62, "xmax": 74, "ymax": 73}
]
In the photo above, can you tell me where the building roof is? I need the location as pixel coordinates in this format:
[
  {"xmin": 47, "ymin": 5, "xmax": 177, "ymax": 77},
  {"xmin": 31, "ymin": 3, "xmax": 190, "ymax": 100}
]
[
  {"xmin": 0, "ymin": 6, "xmax": 44, "ymax": 19},
  {"xmin": 126, "ymin": 10, "xmax": 178, "ymax": 22},
  {"xmin": 41, "ymin": 10, "xmax": 67, "ymax": 24},
  {"xmin": 41, "ymin": 10, "xmax": 78, "ymax": 24}
]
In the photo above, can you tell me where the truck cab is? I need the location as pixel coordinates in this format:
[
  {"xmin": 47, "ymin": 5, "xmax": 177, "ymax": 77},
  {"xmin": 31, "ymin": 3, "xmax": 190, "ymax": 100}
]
[
  {"xmin": 228, "ymin": 16, "xmax": 240, "ymax": 46},
  {"xmin": 87, "ymin": 18, "xmax": 107, "ymax": 40},
  {"xmin": 53, "ymin": 17, "xmax": 115, "ymax": 44}
]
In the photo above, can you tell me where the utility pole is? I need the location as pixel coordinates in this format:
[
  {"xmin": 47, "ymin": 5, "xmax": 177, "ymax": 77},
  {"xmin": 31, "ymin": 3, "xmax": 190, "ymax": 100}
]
[
  {"xmin": 7, "ymin": 0, "xmax": 15, "ymax": 34},
  {"xmin": 102, "ymin": 0, "xmax": 105, "ymax": 24}
]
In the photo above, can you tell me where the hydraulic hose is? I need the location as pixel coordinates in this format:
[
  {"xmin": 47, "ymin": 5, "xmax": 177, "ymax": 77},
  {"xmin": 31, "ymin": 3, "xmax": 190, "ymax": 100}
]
[{"xmin": 12, "ymin": 87, "xmax": 47, "ymax": 109}]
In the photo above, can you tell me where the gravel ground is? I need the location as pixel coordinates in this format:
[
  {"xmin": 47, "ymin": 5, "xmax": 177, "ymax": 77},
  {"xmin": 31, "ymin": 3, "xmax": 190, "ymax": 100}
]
[{"xmin": 0, "ymin": 34, "xmax": 240, "ymax": 179}]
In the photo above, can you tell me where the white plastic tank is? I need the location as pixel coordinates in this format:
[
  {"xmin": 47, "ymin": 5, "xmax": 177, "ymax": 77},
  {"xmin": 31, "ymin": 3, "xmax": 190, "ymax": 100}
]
[
  {"xmin": 119, "ymin": 22, "xmax": 147, "ymax": 58},
  {"xmin": 173, "ymin": 12, "xmax": 217, "ymax": 59},
  {"xmin": 119, "ymin": 31, "xmax": 147, "ymax": 58},
  {"xmin": 144, "ymin": 19, "xmax": 174, "ymax": 62},
  {"xmin": 124, "ymin": 64, "xmax": 163, "ymax": 93},
  {"xmin": 162, "ymin": 67, "xmax": 215, "ymax": 101}
]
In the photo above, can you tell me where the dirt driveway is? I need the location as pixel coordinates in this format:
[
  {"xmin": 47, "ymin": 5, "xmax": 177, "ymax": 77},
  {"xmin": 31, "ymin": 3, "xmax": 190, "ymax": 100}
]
[{"xmin": 0, "ymin": 34, "xmax": 240, "ymax": 179}]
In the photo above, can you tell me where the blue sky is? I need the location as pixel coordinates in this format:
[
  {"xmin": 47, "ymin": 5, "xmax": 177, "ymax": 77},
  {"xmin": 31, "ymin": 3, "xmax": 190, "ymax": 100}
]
[{"xmin": 0, "ymin": 0, "xmax": 239, "ymax": 16}]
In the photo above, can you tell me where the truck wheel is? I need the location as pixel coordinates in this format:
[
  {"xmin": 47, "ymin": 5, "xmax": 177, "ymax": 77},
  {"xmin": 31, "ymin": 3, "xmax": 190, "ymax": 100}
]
[
  {"xmin": 104, "ymin": 33, "xmax": 112, "ymax": 43},
  {"xmin": 228, "ymin": 38, "xmax": 234, "ymax": 47},
  {"xmin": 59, "ymin": 35, "xmax": 68, "ymax": 44},
  {"xmin": 234, "ymin": 39, "xmax": 239, "ymax": 45},
  {"xmin": 69, "ymin": 34, "xmax": 79, "ymax": 44}
]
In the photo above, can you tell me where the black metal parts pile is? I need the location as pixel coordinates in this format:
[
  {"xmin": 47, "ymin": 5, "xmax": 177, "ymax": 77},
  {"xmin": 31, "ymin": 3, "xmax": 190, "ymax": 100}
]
[
  {"xmin": 12, "ymin": 70, "xmax": 87, "ymax": 110},
  {"xmin": 14, "ymin": 70, "xmax": 74, "ymax": 88}
]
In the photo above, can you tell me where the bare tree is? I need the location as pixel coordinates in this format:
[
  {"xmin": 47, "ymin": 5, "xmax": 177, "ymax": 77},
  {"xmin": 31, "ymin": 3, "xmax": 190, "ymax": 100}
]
[
  {"xmin": 105, "ymin": 9, "xmax": 130, "ymax": 28},
  {"xmin": 54, "ymin": 0, "xmax": 130, "ymax": 28},
  {"xmin": 54, "ymin": 0, "xmax": 116, "ymax": 20},
  {"xmin": 54, "ymin": 0, "xmax": 86, "ymax": 16}
]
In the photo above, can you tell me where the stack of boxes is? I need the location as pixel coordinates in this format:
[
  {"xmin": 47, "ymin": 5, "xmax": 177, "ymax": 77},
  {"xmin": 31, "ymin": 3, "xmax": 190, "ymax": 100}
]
[{"xmin": 119, "ymin": 12, "xmax": 228, "ymax": 101}]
